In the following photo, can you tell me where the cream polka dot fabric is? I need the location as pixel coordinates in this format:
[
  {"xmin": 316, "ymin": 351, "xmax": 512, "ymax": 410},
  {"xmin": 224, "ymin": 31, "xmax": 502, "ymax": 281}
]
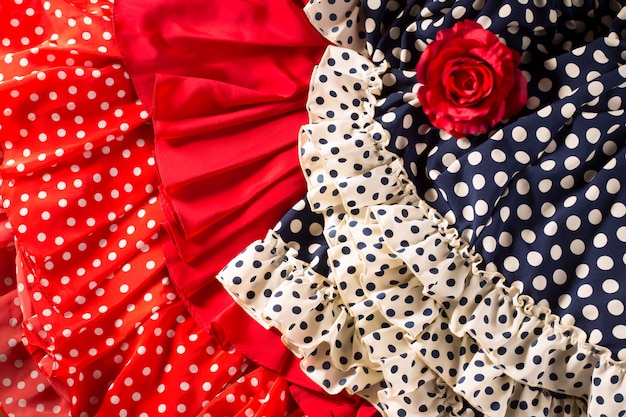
[{"xmin": 218, "ymin": 5, "xmax": 626, "ymax": 415}]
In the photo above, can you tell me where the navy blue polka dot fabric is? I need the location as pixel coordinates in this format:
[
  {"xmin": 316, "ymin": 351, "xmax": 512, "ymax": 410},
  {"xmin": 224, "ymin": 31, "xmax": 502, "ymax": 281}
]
[
  {"xmin": 274, "ymin": 198, "xmax": 330, "ymax": 277},
  {"xmin": 367, "ymin": 0, "xmax": 626, "ymax": 360}
]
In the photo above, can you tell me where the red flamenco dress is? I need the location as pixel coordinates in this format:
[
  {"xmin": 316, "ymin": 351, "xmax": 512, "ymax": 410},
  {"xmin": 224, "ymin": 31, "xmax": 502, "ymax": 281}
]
[
  {"xmin": 0, "ymin": 0, "xmax": 304, "ymax": 416},
  {"xmin": 0, "ymin": 0, "xmax": 377, "ymax": 415}
]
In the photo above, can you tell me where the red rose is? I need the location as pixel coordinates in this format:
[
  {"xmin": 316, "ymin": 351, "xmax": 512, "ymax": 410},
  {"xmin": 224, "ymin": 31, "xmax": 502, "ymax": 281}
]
[{"xmin": 416, "ymin": 20, "xmax": 527, "ymax": 139}]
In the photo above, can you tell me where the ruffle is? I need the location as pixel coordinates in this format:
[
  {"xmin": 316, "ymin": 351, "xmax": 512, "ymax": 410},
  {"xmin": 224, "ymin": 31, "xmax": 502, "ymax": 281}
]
[
  {"xmin": 113, "ymin": 0, "xmax": 319, "ymax": 371},
  {"xmin": 0, "ymin": 0, "xmax": 312, "ymax": 415},
  {"xmin": 218, "ymin": 45, "xmax": 626, "ymax": 416},
  {"xmin": 0, "ymin": 209, "xmax": 68, "ymax": 416},
  {"xmin": 304, "ymin": 0, "xmax": 367, "ymax": 55},
  {"xmin": 114, "ymin": 0, "xmax": 326, "ymax": 298}
]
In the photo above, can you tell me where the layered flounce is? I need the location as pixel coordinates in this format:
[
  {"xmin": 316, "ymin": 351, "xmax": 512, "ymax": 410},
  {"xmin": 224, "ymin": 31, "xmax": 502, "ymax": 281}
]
[
  {"xmin": 218, "ymin": 45, "xmax": 626, "ymax": 416},
  {"xmin": 0, "ymin": 0, "xmax": 311, "ymax": 415},
  {"xmin": 114, "ymin": 0, "xmax": 324, "ymax": 345},
  {"xmin": 308, "ymin": 0, "xmax": 626, "ymax": 361},
  {"xmin": 114, "ymin": 0, "xmax": 328, "ymax": 312},
  {"xmin": 0, "ymin": 208, "xmax": 67, "ymax": 416}
]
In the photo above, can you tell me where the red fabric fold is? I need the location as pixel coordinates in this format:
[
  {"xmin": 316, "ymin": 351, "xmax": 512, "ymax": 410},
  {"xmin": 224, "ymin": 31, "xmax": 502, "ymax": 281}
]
[{"xmin": 115, "ymin": 0, "xmax": 327, "ymax": 320}]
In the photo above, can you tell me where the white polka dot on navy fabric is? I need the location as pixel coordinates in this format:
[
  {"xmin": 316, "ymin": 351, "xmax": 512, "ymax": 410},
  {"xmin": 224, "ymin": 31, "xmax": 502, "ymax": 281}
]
[{"xmin": 366, "ymin": 0, "xmax": 626, "ymax": 361}]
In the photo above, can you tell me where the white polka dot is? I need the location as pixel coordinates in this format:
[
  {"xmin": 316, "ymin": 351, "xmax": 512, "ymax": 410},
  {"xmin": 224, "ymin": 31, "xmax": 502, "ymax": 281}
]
[
  {"xmin": 603, "ymin": 141, "xmax": 618, "ymax": 157},
  {"xmin": 608, "ymin": 299, "xmax": 625, "ymax": 316},
  {"xmin": 516, "ymin": 204, "xmax": 532, "ymax": 221},
  {"xmin": 519, "ymin": 229, "xmax": 535, "ymax": 244},
  {"xmin": 603, "ymin": 279, "xmax": 620, "ymax": 294},
  {"xmin": 482, "ymin": 236, "xmax": 496, "ymax": 253},
  {"xmin": 582, "ymin": 305, "xmax": 599, "ymax": 321},
  {"xmin": 548, "ymin": 243, "xmax": 561, "ymax": 260},
  {"xmin": 597, "ymin": 255, "xmax": 614, "ymax": 271},
  {"xmin": 503, "ymin": 256, "xmax": 519, "ymax": 272},
  {"xmin": 569, "ymin": 239, "xmax": 585, "ymax": 256},
  {"xmin": 494, "ymin": 171, "xmax": 508, "ymax": 187},
  {"xmin": 462, "ymin": 205, "xmax": 474, "ymax": 222},
  {"xmin": 467, "ymin": 151, "xmax": 482, "ymax": 166},
  {"xmin": 552, "ymin": 269, "xmax": 567, "ymax": 285},
  {"xmin": 593, "ymin": 49, "xmax": 609, "ymax": 64},
  {"xmin": 515, "ymin": 178, "xmax": 530, "ymax": 195},
  {"xmin": 474, "ymin": 200, "xmax": 489, "ymax": 217},
  {"xmin": 514, "ymin": 151, "xmax": 530, "ymax": 164},
  {"xmin": 532, "ymin": 275, "xmax": 546, "ymax": 291},
  {"xmin": 556, "ymin": 293, "xmax": 571, "ymax": 311},
  {"xmin": 612, "ymin": 325, "xmax": 626, "ymax": 340},
  {"xmin": 511, "ymin": 126, "xmax": 528, "ymax": 142},
  {"xmin": 577, "ymin": 284, "xmax": 593, "ymax": 298},
  {"xmin": 560, "ymin": 175, "xmax": 574, "ymax": 189},
  {"xmin": 472, "ymin": 174, "xmax": 485, "ymax": 190},
  {"xmin": 535, "ymin": 126, "xmax": 552, "ymax": 142},
  {"xmin": 586, "ymin": 127, "xmax": 601, "ymax": 144},
  {"xmin": 526, "ymin": 251, "xmax": 543, "ymax": 267},
  {"xmin": 537, "ymin": 178, "xmax": 552, "ymax": 193},
  {"xmin": 575, "ymin": 264, "xmax": 589, "ymax": 279},
  {"xmin": 453, "ymin": 182, "xmax": 469, "ymax": 198},
  {"xmin": 611, "ymin": 202, "xmax": 626, "ymax": 218},
  {"xmin": 564, "ymin": 133, "xmax": 580, "ymax": 150},
  {"xmin": 560, "ymin": 102, "xmax": 576, "ymax": 118},
  {"xmin": 606, "ymin": 178, "xmax": 621, "ymax": 194},
  {"xmin": 490, "ymin": 149, "xmax": 506, "ymax": 163},
  {"xmin": 592, "ymin": 233, "xmax": 608, "ymax": 248},
  {"xmin": 565, "ymin": 215, "xmax": 581, "ymax": 231},
  {"xmin": 565, "ymin": 62, "xmax": 580, "ymax": 78},
  {"xmin": 564, "ymin": 155, "xmax": 580, "ymax": 170}
]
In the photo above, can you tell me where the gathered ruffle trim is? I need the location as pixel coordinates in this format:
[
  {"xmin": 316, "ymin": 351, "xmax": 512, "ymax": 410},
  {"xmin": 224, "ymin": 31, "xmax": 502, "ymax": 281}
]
[
  {"xmin": 218, "ymin": 45, "xmax": 626, "ymax": 416},
  {"xmin": 304, "ymin": 0, "xmax": 367, "ymax": 55}
]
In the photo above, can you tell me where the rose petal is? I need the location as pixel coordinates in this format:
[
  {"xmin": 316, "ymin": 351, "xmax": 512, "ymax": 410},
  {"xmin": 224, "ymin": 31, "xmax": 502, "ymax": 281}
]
[
  {"xmin": 442, "ymin": 58, "xmax": 494, "ymax": 105},
  {"xmin": 503, "ymin": 69, "xmax": 529, "ymax": 119}
]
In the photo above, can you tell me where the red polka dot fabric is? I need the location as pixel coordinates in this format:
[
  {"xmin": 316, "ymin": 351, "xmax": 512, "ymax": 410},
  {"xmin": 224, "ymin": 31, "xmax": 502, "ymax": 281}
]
[{"xmin": 0, "ymin": 0, "xmax": 306, "ymax": 415}]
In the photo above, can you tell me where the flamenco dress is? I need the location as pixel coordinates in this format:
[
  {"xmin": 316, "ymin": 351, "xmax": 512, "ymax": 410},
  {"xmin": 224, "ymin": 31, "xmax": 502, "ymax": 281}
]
[
  {"xmin": 0, "ymin": 0, "xmax": 366, "ymax": 416},
  {"xmin": 0, "ymin": 1, "xmax": 285, "ymax": 416},
  {"xmin": 218, "ymin": 1, "xmax": 626, "ymax": 416}
]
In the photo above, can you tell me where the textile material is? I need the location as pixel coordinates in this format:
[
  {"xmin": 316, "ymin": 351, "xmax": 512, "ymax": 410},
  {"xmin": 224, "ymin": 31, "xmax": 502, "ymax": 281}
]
[
  {"xmin": 218, "ymin": 0, "xmax": 626, "ymax": 415},
  {"xmin": 114, "ymin": 0, "xmax": 325, "ymax": 344},
  {"xmin": 0, "ymin": 0, "xmax": 307, "ymax": 415},
  {"xmin": 219, "ymin": 42, "xmax": 626, "ymax": 417},
  {"xmin": 362, "ymin": 0, "xmax": 626, "ymax": 357}
]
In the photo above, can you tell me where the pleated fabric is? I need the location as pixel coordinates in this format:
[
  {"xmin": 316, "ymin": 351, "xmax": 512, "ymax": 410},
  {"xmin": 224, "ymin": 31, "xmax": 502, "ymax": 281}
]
[{"xmin": 114, "ymin": 0, "xmax": 325, "ymax": 349}]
